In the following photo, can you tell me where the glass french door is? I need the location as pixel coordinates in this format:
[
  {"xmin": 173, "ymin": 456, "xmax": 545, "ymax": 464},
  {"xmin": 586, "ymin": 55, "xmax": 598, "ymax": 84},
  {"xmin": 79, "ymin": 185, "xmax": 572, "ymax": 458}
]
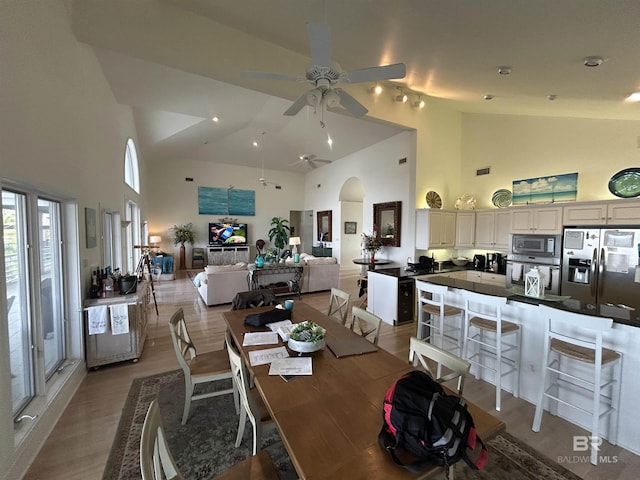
[{"xmin": 3, "ymin": 189, "xmax": 66, "ymax": 416}]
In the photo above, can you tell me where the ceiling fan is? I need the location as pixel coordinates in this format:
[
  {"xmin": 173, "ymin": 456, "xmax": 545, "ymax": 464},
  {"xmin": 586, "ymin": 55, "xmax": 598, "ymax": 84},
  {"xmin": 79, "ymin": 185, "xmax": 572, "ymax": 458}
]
[
  {"xmin": 243, "ymin": 23, "xmax": 406, "ymax": 118},
  {"xmin": 290, "ymin": 154, "xmax": 332, "ymax": 169},
  {"xmin": 256, "ymin": 132, "xmax": 281, "ymax": 188}
]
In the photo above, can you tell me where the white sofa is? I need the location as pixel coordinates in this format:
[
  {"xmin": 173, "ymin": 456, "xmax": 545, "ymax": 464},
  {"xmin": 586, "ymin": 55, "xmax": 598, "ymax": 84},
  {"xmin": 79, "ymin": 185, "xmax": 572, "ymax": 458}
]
[
  {"xmin": 194, "ymin": 255, "xmax": 340, "ymax": 306},
  {"xmin": 195, "ymin": 264, "xmax": 249, "ymax": 306}
]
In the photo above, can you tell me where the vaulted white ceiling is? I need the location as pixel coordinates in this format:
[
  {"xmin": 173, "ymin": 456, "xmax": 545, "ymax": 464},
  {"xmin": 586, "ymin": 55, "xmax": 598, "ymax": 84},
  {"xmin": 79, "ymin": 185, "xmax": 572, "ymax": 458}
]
[{"xmin": 71, "ymin": 0, "xmax": 640, "ymax": 172}]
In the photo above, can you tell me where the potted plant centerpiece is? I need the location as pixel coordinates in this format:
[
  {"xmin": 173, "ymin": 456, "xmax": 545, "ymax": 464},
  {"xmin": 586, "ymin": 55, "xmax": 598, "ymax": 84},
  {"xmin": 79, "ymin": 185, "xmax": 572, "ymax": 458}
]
[
  {"xmin": 362, "ymin": 230, "xmax": 383, "ymax": 262},
  {"xmin": 288, "ymin": 320, "xmax": 326, "ymax": 353},
  {"xmin": 171, "ymin": 222, "xmax": 195, "ymax": 270}
]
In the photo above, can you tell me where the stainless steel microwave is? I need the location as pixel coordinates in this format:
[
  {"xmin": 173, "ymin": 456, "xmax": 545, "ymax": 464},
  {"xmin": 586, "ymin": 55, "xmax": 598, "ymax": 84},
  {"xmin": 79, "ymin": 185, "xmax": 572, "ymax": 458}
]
[{"xmin": 510, "ymin": 234, "xmax": 561, "ymax": 258}]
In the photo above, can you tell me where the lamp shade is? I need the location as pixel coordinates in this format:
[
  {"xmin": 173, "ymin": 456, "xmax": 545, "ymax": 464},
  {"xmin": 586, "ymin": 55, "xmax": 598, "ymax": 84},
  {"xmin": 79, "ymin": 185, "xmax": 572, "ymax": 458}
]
[
  {"xmin": 149, "ymin": 235, "xmax": 162, "ymax": 244},
  {"xmin": 289, "ymin": 237, "xmax": 301, "ymax": 246}
]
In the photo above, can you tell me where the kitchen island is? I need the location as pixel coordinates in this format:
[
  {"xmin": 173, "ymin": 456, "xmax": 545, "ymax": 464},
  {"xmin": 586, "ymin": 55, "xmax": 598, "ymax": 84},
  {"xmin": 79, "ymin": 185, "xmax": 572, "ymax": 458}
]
[{"xmin": 419, "ymin": 274, "xmax": 640, "ymax": 457}]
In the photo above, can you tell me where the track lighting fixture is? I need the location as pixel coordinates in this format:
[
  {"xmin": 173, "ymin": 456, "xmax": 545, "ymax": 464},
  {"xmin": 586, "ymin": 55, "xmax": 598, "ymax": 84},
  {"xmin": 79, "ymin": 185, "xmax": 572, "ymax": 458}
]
[
  {"xmin": 413, "ymin": 96, "xmax": 425, "ymax": 109},
  {"xmin": 395, "ymin": 87, "xmax": 408, "ymax": 103},
  {"xmin": 371, "ymin": 83, "xmax": 383, "ymax": 95}
]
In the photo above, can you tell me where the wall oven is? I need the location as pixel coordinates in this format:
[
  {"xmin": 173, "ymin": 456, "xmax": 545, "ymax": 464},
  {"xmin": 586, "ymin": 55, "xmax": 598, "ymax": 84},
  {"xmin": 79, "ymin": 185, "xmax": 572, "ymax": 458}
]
[{"xmin": 506, "ymin": 234, "xmax": 562, "ymax": 295}]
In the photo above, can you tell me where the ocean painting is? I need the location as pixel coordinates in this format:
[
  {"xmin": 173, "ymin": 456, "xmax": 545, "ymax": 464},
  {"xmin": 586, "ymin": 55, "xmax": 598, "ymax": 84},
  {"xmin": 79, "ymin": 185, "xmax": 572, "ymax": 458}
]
[
  {"xmin": 198, "ymin": 187, "xmax": 255, "ymax": 216},
  {"xmin": 512, "ymin": 173, "xmax": 578, "ymax": 205}
]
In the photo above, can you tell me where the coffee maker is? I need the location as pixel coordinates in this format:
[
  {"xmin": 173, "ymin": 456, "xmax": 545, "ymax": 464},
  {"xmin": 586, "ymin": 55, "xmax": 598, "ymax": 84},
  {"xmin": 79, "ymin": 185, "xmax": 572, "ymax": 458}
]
[
  {"xmin": 486, "ymin": 253, "xmax": 504, "ymax": 273},
  {"xmin": 473, "ymin": 254, "xmax": 485, "ymax": 271}
]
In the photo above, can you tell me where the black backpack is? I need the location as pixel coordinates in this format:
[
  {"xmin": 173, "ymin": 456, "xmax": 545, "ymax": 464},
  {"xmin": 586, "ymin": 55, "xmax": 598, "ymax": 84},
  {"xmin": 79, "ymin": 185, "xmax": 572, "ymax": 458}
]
[{"xmin": 378, "ymin": 370, "xmax": 488, "ymax": 475}]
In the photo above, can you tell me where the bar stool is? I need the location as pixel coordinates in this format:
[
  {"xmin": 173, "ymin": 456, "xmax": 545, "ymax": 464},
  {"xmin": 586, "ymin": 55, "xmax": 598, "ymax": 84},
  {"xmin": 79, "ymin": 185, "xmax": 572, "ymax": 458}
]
[
  {"xmin": 415, "ymin": 280, "xmax": 464, "ymax": 356},
  {"xmin": 462, "ymin": 290, "xmax": 520, "ymax": 412},
  {"xmin": 532, "ymin": 305, "xmax": 622, "ymax": 466}
]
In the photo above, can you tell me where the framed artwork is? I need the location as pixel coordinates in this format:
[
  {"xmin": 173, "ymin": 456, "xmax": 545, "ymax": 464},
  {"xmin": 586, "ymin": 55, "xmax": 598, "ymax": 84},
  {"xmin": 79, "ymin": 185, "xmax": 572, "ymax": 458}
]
[
  {"xmin": 344, "ymin": 221, "xmax": 357, "ymax": 234},
  {"xmin": 512, "ymin": 172, "xmax": 578, "ymax": 205},
  {"xmin": 85, "ymin": 207, "xmax": 97, "ymax": 248},
  {"xmin": 198, "ymin": 186, "xmax": 255, "ymax": 216}
]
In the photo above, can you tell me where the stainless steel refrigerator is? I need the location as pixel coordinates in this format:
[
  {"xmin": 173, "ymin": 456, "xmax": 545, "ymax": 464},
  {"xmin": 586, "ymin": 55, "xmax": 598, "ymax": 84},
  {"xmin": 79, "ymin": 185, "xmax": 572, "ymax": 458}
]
[{"xmin": 562, "ymin": 227, "xmax": 640, "ymax": 324}]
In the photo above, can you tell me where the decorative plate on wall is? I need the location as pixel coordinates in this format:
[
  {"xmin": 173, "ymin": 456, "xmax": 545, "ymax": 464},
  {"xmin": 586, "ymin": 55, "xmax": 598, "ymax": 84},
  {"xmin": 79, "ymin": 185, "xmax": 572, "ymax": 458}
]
[
  {"xmin": 492, "ymin": 189, "xmax": 513, "ymax": 208},
  {"xmin": 454, "ymin": 194, "xmax": 476, "ymax": 210},
  {"xmin": 608, "ymin": 168, "xmax": 640, "ymax": 198},
  {"xmin": 425, "ymin": 191, "xmax": 442, "ymax": 208}
]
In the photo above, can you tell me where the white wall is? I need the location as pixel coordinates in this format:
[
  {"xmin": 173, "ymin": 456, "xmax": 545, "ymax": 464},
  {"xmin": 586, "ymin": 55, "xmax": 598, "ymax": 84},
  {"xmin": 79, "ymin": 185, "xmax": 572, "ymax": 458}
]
[
  {"xmin": 145, "ymin": 160, "xmax": 306, "ymax": 262},
  {"xmin": 339, "ymin": 200, "xmax": 364, "ymax": 268},
  {"xmin": 0, "ymin": 2, "xmax": 146, "ymax": 478},
  {"xmin": 461, "ymin": 113, "xmax": 640, "ymax": 208},
  {"xmin": 304, "ymin": 131, "xmax": 416, "ymax": 267}
]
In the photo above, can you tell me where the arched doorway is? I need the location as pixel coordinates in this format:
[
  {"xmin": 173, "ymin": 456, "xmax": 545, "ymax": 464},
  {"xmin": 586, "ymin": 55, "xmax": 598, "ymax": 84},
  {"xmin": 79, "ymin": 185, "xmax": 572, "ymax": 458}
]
[{"xmin": 338, "ymin": 177, "xmax": 365, "ymax": 268}]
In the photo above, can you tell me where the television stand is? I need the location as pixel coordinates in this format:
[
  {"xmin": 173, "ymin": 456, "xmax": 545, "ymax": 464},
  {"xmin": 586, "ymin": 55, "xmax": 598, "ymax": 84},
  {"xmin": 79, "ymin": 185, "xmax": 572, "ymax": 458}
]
[{"xmin": 207, "ymin": 245, "xmax": 250, "ymax": 265}]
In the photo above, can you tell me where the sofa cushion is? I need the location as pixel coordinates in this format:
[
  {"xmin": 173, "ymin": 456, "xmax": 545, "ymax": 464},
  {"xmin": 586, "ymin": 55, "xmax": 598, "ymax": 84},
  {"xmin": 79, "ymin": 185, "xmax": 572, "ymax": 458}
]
[
  {"xmin": 205, "ymin": 262, "xmax": 247, "ymax": 274},
  {"xmin": 305, "ymin": 257, "xmax": 338, "ymax": 265}
]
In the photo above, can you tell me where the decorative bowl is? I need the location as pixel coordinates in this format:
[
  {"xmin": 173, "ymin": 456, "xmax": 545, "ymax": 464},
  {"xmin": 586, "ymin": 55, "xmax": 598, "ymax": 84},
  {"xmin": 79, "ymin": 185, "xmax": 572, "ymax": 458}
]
[
  {"xmin": 287, "ymin": 338, "xmax": 325, "ymax": 353},
  {"xmin": 451, "ymin": 257, "xmax": 469, "ymax": 266}
]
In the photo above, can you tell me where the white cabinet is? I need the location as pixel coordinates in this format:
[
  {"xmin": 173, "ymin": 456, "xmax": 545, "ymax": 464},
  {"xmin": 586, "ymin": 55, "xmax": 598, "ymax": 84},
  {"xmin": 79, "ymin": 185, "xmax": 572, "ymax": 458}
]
[
  {"xmin": 475, "ymin": 210, "xmax": 511, "ymax": 250},
  {"xmin": 563, "ymin": 201, "xmax": 640, "ymax": 226},
  {"xmin": 455, "ymin": 211, "xmax": 476, "ymax": 247},
  {"xmin": 510, "ymin": 206, "xmax": 563, "ymax": 234},
  {"xmin": 367, "ymin": 271, "xmax": 398, "ymax": 325},
  {"xmin": 416, "ymin": 209, "xmax": 456, "ymax": 249}
]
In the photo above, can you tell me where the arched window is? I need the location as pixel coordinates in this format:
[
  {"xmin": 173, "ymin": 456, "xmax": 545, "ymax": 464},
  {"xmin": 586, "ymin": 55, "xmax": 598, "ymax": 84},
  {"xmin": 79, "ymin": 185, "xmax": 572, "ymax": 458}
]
[{"xmin": 124, "ymin": 138, "xmax": 140, "ymax": 193}]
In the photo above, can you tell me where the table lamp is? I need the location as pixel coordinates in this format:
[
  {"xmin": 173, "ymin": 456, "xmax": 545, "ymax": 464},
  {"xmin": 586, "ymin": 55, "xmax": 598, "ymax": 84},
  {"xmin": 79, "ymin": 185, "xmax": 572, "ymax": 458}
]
[
  {"xmin": 290, "ymin": 237, "xmax": 301, "ymax": 263},
  {"xmin": 149, "ymin": 235, "xmax": 161, "ymax": 247}
]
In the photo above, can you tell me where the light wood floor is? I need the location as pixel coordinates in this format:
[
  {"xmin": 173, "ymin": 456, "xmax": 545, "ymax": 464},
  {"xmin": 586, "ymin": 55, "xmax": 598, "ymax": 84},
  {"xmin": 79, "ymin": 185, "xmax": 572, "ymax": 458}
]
[{"xmin": 23, "ymin": 270, "xmax": 639, "ymax": 480}]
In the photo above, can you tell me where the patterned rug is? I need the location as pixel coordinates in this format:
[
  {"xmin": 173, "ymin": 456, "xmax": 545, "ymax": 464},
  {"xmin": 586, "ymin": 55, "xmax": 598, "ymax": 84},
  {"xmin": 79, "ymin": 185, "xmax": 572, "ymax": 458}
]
[{"xmin": 103, "ymin": 370, "xmax": 583, "ymax": 480}]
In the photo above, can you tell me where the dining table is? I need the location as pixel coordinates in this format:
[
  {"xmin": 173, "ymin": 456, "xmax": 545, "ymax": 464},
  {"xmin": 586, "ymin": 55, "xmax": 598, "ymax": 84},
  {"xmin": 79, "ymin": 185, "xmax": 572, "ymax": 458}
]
[{"xmin": 223, "ymin": 302, "xmax": 505, "ymax": 480}]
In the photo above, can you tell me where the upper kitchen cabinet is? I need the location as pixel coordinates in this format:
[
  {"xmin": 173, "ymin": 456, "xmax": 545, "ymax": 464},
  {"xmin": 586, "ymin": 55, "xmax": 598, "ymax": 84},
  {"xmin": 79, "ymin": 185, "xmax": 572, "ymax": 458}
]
[
  {"xmin": 475, "ymin": 210, "xmax": 511, "ymax": 250},
  {"xmin": 563, "ymin": 200, "xmax": 640, "ymax": 226},
  {"xmin": 510, "ymin": 205, "xmax": 563, "ymax": 234},
  {"xmin": 455, "ymin": 211, "xmax": 476, "ymax": 248},
  {"xmin": 416, "ymin": 209, "xmax": 456, "ymax": 249}
]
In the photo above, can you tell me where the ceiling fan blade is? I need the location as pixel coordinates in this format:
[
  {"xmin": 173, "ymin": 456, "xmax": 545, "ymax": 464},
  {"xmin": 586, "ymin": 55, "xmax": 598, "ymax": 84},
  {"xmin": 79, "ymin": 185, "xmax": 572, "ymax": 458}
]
[
  {"xmin": 342, "ymin": 63, "xmax": 407, "ymax": 83},
  {"xmin": 314, "ymin": 159, "xmax": 332, "ymax": 164},
  {"xmin": 284, "ymin": 93, "xmax": 309, "ymax": 116},
  {"xmin": 308, "ymin": 23, "xmax": 332, "ymax": 67},
  {"xmin": 335, "ymin": 89, "xmax": 368, "ymax": 117},
  {"xmin": 307, "ymin": 160, "xmax": 319, "ymax": 169},
  {"xmin": 242, "ymin": 71, "xmax": 302, "ymax": 82}
]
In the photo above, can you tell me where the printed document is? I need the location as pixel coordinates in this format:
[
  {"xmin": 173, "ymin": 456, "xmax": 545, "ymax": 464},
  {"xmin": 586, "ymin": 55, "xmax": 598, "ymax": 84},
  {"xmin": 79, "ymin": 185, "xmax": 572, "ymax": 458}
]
[
  {"xmin": 268, "ymin": 357, "xmax": 313, "ymax": 376},
  {"xmin": 248, "ymin": 346, "xmax": 290, "ymax": 366},
  {"xmin": 242, "ymin": 331, "xmax": 279, "ymax": 346}
]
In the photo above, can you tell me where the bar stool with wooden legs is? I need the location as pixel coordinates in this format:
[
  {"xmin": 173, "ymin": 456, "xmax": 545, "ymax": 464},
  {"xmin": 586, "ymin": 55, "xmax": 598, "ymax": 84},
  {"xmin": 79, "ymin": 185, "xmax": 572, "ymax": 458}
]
[
  {"xmin": 415, "ymin": 280, "xmax": 464, "ymax": 357},
  {"xmin": 532, "ymin": 305, "xmax": 622, "ymax": 466},
  {"xmin": 461, "ymin": 290, "xmax": 521, "ymax": 412}
]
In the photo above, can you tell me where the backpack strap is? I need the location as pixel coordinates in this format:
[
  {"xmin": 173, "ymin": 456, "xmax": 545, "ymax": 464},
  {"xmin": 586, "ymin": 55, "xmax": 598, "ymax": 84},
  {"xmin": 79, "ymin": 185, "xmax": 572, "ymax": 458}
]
[{"xmin": 378, "ymin": 425, "xmax": 445, "ymax": 473}]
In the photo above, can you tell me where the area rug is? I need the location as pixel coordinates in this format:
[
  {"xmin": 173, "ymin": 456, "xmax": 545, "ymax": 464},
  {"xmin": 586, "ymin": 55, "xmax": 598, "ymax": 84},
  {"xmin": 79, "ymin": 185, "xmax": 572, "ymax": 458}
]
[{"xmin": 103, "ymin": 370, "xmax": 583, "ymax": 480}]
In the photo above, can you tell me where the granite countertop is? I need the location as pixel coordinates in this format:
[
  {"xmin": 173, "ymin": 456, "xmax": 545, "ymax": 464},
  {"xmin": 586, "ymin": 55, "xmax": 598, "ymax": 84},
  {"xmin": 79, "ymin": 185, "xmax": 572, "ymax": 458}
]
[
  {"xmin": 422, "ymin": 275, "xmax": 639, "ymax": 328},
  {"xmin": 373, "ymin": 261, "xmax": 478, "ymax": 279}
]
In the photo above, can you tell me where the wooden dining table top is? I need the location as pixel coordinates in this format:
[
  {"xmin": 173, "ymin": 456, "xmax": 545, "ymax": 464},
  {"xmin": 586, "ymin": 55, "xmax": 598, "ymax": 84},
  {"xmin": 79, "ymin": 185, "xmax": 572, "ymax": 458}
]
[{"xmin": 223, "ymin": 302, "xmax": 505, "ymax": 480}]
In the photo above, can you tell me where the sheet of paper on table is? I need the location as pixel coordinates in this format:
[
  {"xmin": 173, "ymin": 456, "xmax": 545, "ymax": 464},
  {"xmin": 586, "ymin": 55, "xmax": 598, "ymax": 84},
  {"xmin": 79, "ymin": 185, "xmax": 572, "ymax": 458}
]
[
  {"xmin": 268, "ymin": 357, "xmax": 313, "ymax": 376},
  {"xmin": 276, "ymin": 323, "xmax": 302, "ymax": 341},
  {"xmin": 248, "ymin": 346, "xmax": 290, "ymax": 366},
  {"xmin": 242, "ymin": 331, "xmax": 279, "ymax": 346},
  {"xmin": 265, "ymin": 319, "xmax": 292, "ymax": 332}
]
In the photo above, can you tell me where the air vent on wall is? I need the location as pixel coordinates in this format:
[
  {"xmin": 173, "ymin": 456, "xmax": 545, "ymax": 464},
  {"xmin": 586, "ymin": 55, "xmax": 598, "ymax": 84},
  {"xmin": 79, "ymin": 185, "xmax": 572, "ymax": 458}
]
[
  {"xmin": 398, "ymin": 157, "xmax": 407, "ymax": 165},
  {"xmin": 476, "ymin": 167, "xmax": 490, "ymax": 176}
]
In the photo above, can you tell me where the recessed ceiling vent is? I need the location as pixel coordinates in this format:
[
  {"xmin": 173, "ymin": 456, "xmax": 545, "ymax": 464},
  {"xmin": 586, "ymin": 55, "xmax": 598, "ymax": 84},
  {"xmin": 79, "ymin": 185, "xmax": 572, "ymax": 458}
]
[{"xmin": 476, "ymin": 167, "xmax": 491, "ymax": 176}]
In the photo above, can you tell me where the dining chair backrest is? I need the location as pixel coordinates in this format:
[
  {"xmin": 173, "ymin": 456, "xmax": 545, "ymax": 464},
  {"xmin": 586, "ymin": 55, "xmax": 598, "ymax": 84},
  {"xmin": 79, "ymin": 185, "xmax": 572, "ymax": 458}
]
[
  {"xmin": 140, "ymin": 400, "xmax": 185, "ymax": 480},
  {"xmin": 327, "ymin": 288, "xmax": 351, "ymax": 325},
  {"xmin": 350, "ymin": 306, "xmax": 382, "ymax": 345},
  {"xmin": 225, "ymin": 330, "xmax": 259, "ymax": 425},
  {"xmin": 169, "ymin": 307, "xmax": 197, "ymax": 371},
  {"xmin": 409, "ymin": 337, "xmax": 470, "ymax": 395}
]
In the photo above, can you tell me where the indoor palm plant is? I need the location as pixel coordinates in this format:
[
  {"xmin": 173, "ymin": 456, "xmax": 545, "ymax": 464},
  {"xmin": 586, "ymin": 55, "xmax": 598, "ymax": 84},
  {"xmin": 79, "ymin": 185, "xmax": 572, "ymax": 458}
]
[
  {"xmin": 268, "ymin": 216, "xmax": 290, "ymax": 256},
  {"xmin": 171, "ymin": 223, "xmax": 195, "ymax": 269}
]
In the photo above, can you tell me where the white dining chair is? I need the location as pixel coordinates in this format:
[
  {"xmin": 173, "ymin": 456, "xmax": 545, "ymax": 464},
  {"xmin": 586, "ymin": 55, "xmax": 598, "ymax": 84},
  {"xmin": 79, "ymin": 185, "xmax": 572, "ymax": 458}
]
[
  {"xmin": 327, "ymin": 287, "xmax": 351, "ymax": 326},
  {"xmin": 169, "ymin": 308, "xmax": 236, "ymax": 425},
  {"xmin": 461, "ymin": 290, "xmax": 521, "ymax": 412},
  {"xmin": 350, "ymin": 306, "xmax": 382, "ymax": 345},
  {"xmin": 409, "ymin": 336, "xmax": 471, "ymax": 395},
  {"xmin": 532, "ymin": 304, "xmax": 622, "ymax": 465},
  {"xmin": 225, "ymin": 330, "xmax": 275, "ymax": 455}
]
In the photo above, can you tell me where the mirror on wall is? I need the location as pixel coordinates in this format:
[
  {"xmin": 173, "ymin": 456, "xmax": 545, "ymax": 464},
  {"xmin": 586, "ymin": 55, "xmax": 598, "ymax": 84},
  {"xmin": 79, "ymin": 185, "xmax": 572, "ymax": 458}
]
[
  {"xmin": 317, "ymin": 210, "xmax": 332, "ymax": 242},
  {"xmin": 373, "ymin": 201, "xmax": 401, "ymax": 247}
]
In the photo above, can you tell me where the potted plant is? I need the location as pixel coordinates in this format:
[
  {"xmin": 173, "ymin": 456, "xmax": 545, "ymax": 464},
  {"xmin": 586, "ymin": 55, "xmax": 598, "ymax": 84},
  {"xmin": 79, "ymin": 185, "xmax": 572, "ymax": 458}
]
[
  {"xmin": 268, "ymin": 216, "xmax": 290, "ymax": 256},
  {"xmin": 362, "ymin": 231, "xmax": 383, "ymax": 262},
  {"xmin": 171, "ymin": 222, "xmax": 195, "ymax": 269},
  {"xmin": 288, "ymin": 321, "xmax": 326, "ymax": 353}
]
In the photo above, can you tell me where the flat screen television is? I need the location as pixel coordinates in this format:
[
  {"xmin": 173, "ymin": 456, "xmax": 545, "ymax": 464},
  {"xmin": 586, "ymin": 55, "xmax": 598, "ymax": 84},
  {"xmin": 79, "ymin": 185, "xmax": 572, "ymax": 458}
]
[{"xmin": 208, "ymin": 222, "xmax": 248, "ymax": 246}]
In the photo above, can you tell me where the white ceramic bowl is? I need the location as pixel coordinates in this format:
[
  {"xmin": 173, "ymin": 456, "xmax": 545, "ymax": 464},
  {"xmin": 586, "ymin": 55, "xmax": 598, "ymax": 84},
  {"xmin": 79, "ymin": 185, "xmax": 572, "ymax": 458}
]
[
  {"xmin": 288, "ymin": 338, "xmax": 325, "ymax": 353},
  {"xmin": 451, "ymin": 257, "xmax": 469, "ymax": 266}
]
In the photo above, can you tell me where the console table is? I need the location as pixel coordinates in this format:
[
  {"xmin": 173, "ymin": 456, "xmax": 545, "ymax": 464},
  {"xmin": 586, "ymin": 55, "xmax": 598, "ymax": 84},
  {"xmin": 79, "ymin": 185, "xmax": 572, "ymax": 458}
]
[{"xmin": 248, "ymin": 264, "xmax": 304, "ymax": 299}]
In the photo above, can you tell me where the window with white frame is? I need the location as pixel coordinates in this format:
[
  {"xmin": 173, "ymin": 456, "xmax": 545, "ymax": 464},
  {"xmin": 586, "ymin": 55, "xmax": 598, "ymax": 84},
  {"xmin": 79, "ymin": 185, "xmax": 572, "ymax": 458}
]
[{"xmin": 124, "ymin": 138, "xmax": 140, "ymax": 194}]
